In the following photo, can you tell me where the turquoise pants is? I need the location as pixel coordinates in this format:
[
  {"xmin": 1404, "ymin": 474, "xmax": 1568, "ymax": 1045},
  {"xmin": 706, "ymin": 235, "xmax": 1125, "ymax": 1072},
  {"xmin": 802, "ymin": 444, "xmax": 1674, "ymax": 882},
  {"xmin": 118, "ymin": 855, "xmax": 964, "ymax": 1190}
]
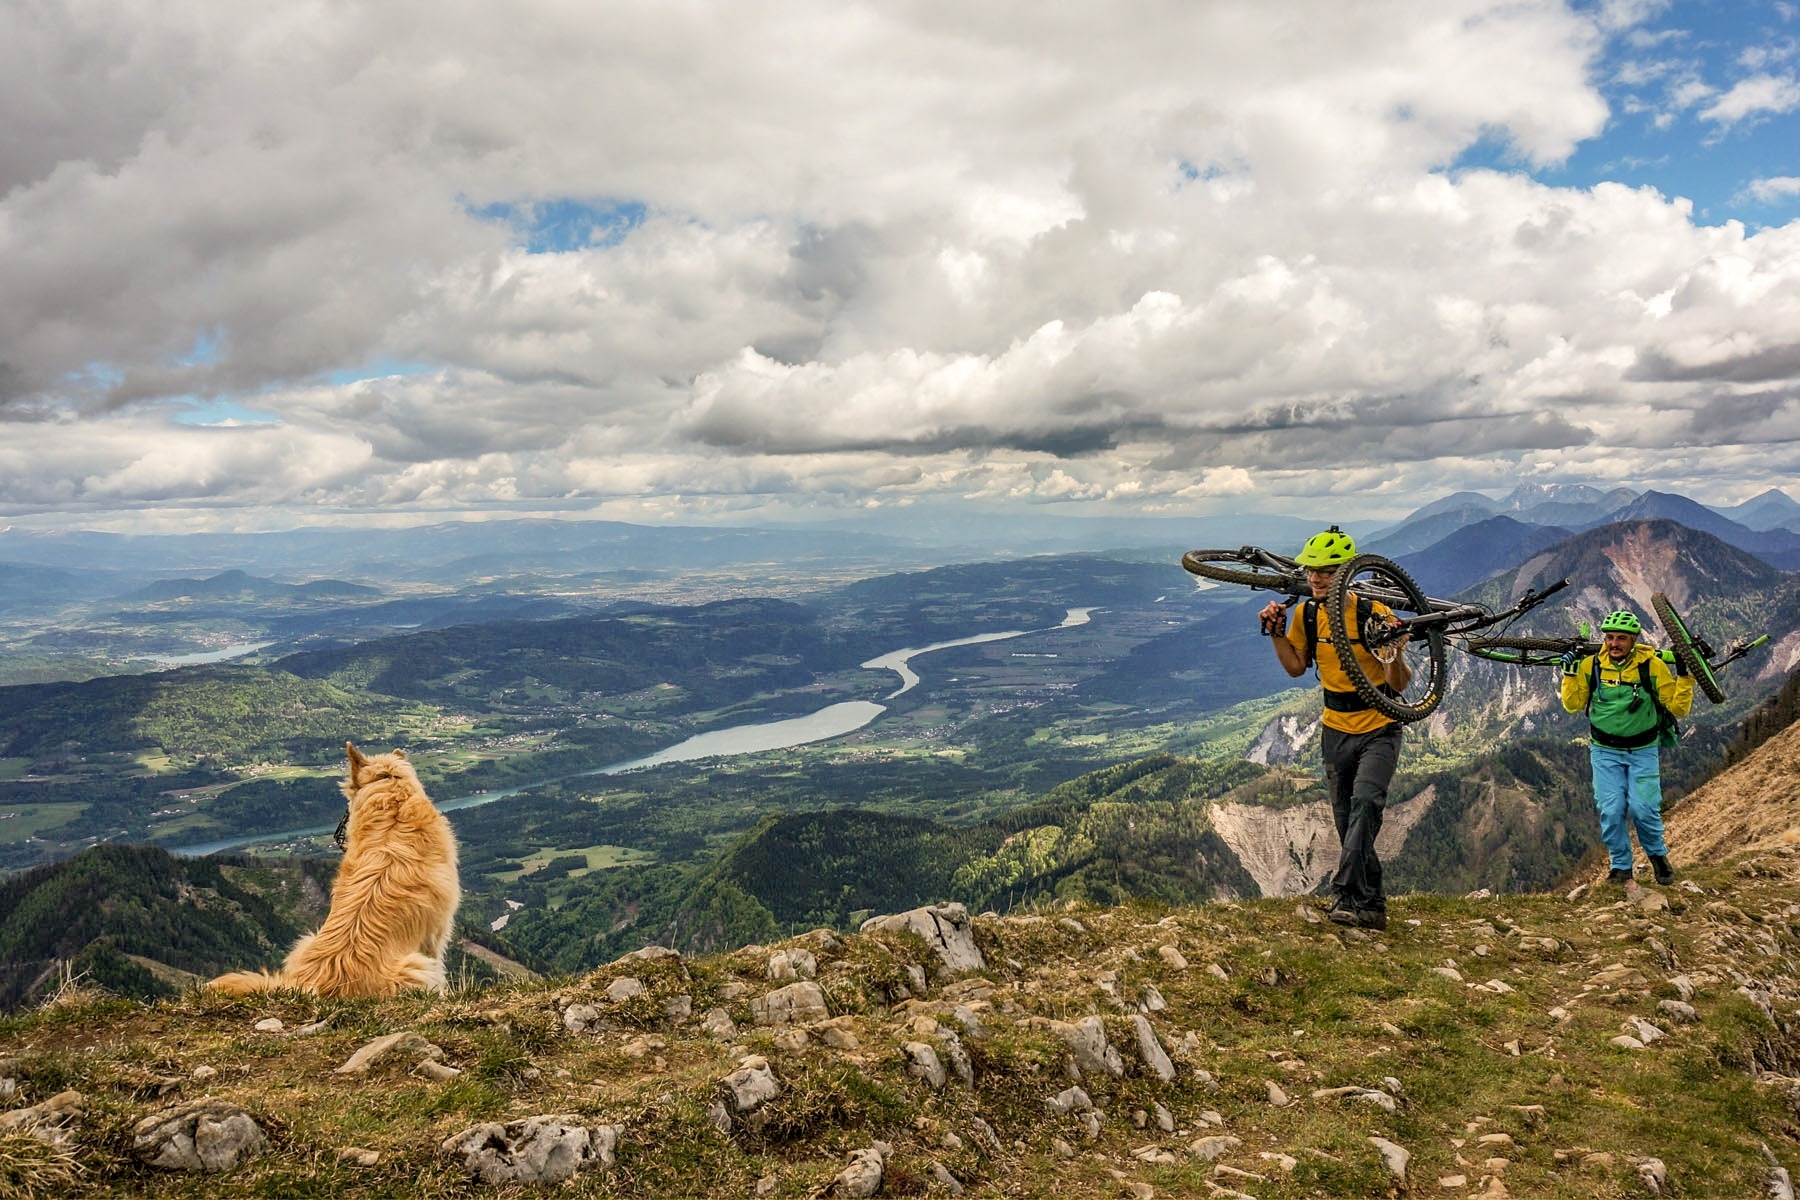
[{"xmin": 1589, "ymin": 743, "xmax": 1667, "ymax": 870}]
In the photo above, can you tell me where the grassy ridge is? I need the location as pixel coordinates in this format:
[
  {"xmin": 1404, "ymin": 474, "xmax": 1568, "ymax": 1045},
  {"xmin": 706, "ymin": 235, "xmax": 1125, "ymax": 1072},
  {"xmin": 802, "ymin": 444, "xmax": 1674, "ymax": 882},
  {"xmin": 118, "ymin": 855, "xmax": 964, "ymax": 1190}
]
[{"xmin": 2, "ymin": 850, "xmax": 1798, "ymax": 1198}]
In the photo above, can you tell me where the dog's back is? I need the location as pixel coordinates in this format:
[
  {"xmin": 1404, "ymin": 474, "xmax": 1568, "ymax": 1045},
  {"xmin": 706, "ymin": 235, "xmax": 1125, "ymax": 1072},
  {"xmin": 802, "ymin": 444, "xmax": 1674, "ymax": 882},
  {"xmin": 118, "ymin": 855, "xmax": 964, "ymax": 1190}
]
[{"xmin": 209, "ymin": 743, "xmax": 460, "ymax": 998}]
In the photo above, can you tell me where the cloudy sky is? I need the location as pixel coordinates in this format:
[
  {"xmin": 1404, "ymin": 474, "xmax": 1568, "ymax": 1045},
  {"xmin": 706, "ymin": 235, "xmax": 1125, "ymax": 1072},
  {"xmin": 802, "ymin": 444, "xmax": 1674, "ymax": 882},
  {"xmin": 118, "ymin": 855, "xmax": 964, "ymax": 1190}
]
[{"xmin": 3, "ymin": 0, "xmax": 1799, "ymax": 532}]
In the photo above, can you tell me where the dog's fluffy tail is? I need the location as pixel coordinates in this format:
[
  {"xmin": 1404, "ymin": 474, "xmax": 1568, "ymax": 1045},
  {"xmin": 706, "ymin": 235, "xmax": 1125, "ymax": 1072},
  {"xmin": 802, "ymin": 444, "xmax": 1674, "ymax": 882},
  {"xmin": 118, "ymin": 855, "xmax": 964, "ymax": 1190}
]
[{"xmin": 206, "ymin": 969, "xmax": 289, "ymax": 995}]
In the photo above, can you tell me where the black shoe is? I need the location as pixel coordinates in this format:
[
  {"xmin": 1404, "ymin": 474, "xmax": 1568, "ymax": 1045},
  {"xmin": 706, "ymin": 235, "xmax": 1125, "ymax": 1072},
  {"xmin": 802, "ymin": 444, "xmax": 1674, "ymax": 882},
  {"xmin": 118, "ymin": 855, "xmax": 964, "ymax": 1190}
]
[
  {"xmin": 1649, "ymin": 855, "xmax": 1674, "ymax": 886},
  {"xmin": 1607, "ymin": 868, "xmax": 1634, "ymax": 885},
  {"xmin": 1329, "ymin": 906, "xmax": 1387, "ymax": 931}
]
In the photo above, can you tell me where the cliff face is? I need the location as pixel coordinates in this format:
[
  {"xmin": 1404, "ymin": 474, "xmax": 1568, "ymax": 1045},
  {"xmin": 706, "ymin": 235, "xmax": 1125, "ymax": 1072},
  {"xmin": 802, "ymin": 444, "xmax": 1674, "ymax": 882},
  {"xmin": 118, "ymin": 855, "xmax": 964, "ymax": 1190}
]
[{"xmin": 1207, "ymin": 785, "xmax": 1439, "ymax": 898}]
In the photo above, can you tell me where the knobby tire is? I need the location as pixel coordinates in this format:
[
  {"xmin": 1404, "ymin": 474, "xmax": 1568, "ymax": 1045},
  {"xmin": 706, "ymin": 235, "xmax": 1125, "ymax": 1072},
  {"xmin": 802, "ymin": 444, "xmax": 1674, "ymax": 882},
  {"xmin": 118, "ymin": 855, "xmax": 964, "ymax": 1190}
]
[
  {"xmin": 1181, "ymin": 550, "xmax": 1303, "ymax": 592},
  {"xmin": 1651, "ymin": 591, "xmax": 1725, "ymax": 704},
  {"xmin": 1463, "ymin": 636, "xmax": 1598, "ymax": 666},
  {"xmin": 1327, "ymin": 554, "xmax": 1447, "ymax": 724}
]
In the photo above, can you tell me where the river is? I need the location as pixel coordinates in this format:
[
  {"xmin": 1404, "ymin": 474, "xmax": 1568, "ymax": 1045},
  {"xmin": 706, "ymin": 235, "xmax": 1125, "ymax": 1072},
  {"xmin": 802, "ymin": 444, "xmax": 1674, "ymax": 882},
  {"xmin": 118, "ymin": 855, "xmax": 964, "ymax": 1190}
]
[{"xmin": 173, "ymin": 607, "xmax": 1095, "ymax": 856}]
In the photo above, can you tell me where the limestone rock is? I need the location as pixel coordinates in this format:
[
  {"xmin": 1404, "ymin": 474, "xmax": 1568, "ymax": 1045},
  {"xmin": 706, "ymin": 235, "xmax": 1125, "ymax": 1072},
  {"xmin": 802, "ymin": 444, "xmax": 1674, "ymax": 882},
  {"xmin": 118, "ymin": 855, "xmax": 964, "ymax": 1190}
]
[
  {"xmin": 335, "ymin": 1031, "xmax": 442, "ymax": 1075},
  {"xmin": 824, "ymin": 1142, "xmax": 890, "ymax": 1198},
  {"xmin": 1658, "ymin": 999, "xmax": 1699, "ymax": 1023},
  {"xmin": 132, "ymin": 1097, "xmax": 268, "ymax": 1173},
  {"xmin": 1158, "ymin": 945, "xmax": 1189, "ymax": 970},
  {"xmin": 1045, "ymin": 1015, "xmax": 1125, "ymax": 1079},
  {"xmin": 0, "ymin": 1089, "xmax": 83, "ymax": 1145},
  {"xmin": 563, "ymin": 1003, "xmax": 601, "ymax": 1033},
  {"xmin": 1132, "ymin": 1014, "xmax": 1177, "ymax": 1083},
  {"xmin": 904, "ymin": 1041, "xmax": 948, "ymax": 1089},
  {"xmin": 1368, "ymin": 1136, "xmax": 1410, "ymax": 1184},
  {"xmin": 860, "ymin": 903, "xmax": 984, "ymax": 975},
  {"xmin": 1046, "ymin": 1086, "xmax": 1093, "ymax": 1116},
  {"xmin": 1190, "ymin": 1134, "xmax": 1241, "ymax": 1160},
  {"xmin": 937, "ymin": 1030, "xmax": 976, "ymax": 1088},
  {"xmin": 700, "ymin": 1007, "xmax": 738, "ymax": 1038},
  {"xmin": 751, "ymin": 981, "xmax": 829, "ymax": 1026},
  {"xmin": 1635, "ymin": 1156, "xmax": 1667, "ymax": 1194},
  {"xmin": 720, "ymin": 1056, "xmax": 782, "ymax": 1113},
  {"xmin": 441, "ymin": 1116, "xmax": 620, "ymax": 1184},
  {"xmin": 606, "ymin": 976, "xmax": 644, "ymax": 1001}
]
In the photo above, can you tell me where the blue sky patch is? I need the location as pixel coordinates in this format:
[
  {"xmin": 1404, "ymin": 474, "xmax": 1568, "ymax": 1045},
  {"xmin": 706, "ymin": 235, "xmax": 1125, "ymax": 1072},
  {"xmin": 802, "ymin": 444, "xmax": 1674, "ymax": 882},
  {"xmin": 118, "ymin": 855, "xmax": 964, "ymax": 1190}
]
[
  {"xmin": 176, "ymin": 328, "xmax": 224, "ymax": 367},
  {"xmin": 322, "ymin": 358, "xmax": 436, "ymax": 387},
  {"xmin": 468, "ymin": 197, "xmax": 648, "ymax": 253},
  {"xmin": 172, "ymin": 398, "xmax": 280, "ymax": 426},
  {"xmin": 1457, "ymin": 0, "xmax": 1799, "ymax": 227}
]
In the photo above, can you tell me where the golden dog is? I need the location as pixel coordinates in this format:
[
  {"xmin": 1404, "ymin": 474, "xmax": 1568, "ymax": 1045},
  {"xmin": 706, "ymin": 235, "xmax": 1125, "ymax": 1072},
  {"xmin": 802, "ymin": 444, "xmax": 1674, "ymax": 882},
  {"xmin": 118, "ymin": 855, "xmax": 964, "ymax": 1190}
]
[{"xmin": 208, "ymin": 743, "xmax": 460, "ymax": 998}]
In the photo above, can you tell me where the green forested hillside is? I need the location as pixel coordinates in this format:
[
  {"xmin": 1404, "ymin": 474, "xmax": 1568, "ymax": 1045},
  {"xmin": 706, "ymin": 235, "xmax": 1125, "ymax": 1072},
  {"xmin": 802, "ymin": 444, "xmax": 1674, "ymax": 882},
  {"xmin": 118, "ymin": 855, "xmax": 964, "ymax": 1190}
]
[
  {"xmin": 0, "ymin": 666, "xmax": 429, "ymax": 762},
  {"xmin": 0, "ymin": 845, "xmax": 321, "ymax": 1008},
  {"xmin": 0, "ymin": 844, "xmax": 517, "ymax": 1010}
]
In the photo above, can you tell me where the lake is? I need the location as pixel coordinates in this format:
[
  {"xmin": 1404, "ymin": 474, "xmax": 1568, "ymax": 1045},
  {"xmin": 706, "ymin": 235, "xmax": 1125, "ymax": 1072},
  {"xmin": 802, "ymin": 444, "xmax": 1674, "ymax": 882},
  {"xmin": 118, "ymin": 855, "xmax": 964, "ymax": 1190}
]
[{"xmin": 173, "ymin": 607, "xmax": 1095, "ymax": 855}]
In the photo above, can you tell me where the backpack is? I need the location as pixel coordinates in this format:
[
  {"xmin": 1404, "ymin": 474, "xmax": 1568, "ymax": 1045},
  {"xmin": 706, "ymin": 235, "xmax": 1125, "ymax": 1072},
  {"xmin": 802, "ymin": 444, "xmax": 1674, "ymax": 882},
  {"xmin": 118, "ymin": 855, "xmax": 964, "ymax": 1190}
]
[{"xmin": 1586, "ymin": 656, "xmax": 1680, "ymax": 750}]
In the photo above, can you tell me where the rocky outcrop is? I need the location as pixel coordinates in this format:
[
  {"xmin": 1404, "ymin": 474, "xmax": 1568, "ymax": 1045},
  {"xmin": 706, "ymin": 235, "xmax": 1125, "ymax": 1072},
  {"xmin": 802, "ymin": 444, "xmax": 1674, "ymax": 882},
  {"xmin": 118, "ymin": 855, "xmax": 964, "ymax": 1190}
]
[
  {"xmin": 860, "ymin": 903, "xmax": 984, "ymax": 975},
  {"xmin": 131, "ymin": 1098, "xmax": 267, "ymax": 1173},
  {"xmin": 441, "ymin": 1116, "xmax": 621, "ymax": 1184}
]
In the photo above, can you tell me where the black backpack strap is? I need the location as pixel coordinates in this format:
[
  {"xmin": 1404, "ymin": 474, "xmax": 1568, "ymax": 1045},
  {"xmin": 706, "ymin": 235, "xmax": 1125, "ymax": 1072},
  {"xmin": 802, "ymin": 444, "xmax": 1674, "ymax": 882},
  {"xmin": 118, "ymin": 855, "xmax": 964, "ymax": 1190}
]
[{"xmin": 1303, "ymin": 594, "xmax": 1373, "ymax": 672}]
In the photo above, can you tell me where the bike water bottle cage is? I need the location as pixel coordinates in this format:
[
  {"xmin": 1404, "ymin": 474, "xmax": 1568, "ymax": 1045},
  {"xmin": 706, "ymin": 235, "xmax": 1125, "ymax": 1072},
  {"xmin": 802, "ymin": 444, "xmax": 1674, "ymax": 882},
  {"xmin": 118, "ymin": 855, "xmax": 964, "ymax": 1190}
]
[
  {"xmin": 1599, "ymin": 610, "xmax": 1641, "ymax": 635},
  {"xmin": 1295, "ymin": 525, "xmax": 1357, "ymax": 568}
]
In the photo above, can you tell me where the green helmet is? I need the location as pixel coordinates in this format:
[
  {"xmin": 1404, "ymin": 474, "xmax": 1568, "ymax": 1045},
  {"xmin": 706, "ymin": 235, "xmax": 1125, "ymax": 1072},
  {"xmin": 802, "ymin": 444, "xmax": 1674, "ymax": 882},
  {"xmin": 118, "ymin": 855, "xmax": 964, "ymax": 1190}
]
[
  {"xmin": 1295, "ymin": 525, "xmax": 1357, "ymax": 568},
  {"xmin": 1599, "ymin": 610, "xmax": 1642, "ymax": 635}
]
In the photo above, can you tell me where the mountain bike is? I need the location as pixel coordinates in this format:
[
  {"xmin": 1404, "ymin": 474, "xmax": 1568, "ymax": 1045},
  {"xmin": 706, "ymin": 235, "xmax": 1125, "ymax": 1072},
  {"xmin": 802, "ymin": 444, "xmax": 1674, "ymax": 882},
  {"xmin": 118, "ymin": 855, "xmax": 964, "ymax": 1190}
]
[
  {"xmin": 1465, "ymin": 591, "xmax": 1767, "ymax": 705},
  {"xmin": 1182, "ymin": 546, "xmax": 1572, "ymax": 723}
]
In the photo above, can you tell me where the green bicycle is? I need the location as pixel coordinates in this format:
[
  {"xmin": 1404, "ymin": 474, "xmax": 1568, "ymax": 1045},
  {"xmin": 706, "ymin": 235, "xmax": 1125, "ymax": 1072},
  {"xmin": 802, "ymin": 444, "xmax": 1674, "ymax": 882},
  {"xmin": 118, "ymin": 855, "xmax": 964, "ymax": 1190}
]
[{"xmin": 1465, "ymin": 590, "xmax": 1767, "ymax": 705}]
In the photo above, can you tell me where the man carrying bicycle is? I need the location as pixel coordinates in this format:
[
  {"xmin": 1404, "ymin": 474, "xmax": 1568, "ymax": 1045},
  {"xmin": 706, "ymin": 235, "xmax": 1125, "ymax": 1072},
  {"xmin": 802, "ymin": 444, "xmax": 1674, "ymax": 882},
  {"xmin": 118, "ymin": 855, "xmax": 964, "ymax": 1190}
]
[
  {"xmin": 1559, "ymin": 609, "xmax": 1694, "ymax": 886},
  {"xmin": 1258, "ymin": 526, "xmax": 1412, "ymax": 931}
]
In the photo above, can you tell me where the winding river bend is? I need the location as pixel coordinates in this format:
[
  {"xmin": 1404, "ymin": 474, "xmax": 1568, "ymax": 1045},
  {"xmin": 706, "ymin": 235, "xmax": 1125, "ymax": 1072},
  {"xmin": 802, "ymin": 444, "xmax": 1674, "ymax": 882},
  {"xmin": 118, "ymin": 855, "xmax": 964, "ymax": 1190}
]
[{"xmin": 173, "ymin": 607, "xmax": 1095, "ymax": 856}]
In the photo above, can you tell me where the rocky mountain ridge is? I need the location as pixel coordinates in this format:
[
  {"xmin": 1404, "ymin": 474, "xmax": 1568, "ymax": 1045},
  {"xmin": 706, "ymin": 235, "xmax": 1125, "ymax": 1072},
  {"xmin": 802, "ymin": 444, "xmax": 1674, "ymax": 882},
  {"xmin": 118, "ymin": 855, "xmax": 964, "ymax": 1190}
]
[{"xmin": 5, "ymin": 722, "xmax": 1800, "ymax": 1198}]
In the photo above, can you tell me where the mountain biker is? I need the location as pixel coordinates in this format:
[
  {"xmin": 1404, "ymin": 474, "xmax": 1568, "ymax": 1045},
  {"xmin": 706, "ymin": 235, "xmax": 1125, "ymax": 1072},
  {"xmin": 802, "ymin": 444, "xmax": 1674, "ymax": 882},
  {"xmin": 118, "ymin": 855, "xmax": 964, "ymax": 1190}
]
[
  {"xmin": 1258, "ymin": 526, "xmax": 1411, "ymax": 931},
  {"xmin": 1560, "ymin": 609, "xmax": 1694, "ymax": 886}
]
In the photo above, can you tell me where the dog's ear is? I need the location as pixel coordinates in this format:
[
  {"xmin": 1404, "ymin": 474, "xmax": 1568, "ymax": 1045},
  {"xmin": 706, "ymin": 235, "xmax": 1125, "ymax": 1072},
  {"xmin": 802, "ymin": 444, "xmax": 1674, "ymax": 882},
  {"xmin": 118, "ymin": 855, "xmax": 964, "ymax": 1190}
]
[
  {"xmin": 392, "ymin": 748, "xmax": 408, "ymax": 760},
  {"xmin": 346, "ymin": 742, "xmax": 367, "ymax": 780}
]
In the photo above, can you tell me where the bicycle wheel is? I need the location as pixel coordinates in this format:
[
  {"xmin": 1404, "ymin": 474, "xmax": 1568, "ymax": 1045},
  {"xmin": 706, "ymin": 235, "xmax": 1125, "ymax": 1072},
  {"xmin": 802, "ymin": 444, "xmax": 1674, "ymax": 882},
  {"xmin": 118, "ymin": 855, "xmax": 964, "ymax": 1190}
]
[
  {"xmin": 1651, "ymin": 592, "xmax": 1725, "ymax": 704},
  {"xmin": 1181, "ymin": 549, "xmax": 1304, "ymax": 592},
  {"xmin": 1463, "ymin": 636, "xmax": 1596, "ymax": 667},
  {"xmin": 1326, "ymin": 554, "xmax": 1447, "ymax": 723}
]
